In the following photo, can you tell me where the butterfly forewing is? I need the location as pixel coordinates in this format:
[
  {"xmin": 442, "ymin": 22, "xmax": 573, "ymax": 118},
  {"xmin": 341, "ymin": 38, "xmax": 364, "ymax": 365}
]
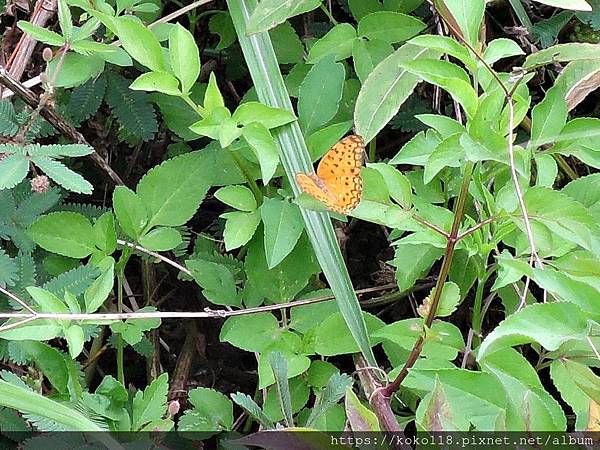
[{"xmin": 296, "ymin": 135, "xmax": 365, "ymax": 214}]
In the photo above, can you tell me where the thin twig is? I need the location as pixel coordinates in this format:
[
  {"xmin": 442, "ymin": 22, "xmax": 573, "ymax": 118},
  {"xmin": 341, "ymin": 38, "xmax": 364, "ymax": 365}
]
[
  {"xmin": 457, "ymin": 215, "xmax": 497, "ymax": 241},
  {"xmin": 0, "ymin": 283, "xmax": 397, "ymax": 331},
  {"xmin": 412, "ymin": 213, "xmax": 450, "ymax": 238},
  {"xmin": 0, "ymin": 286, "xmax": 36, "ymax": 314},
  {"xmin": 0, "ymin": 66, "xmax": 124, "ymax": 186},
  {"xmin": 117, "ymin": 239, "xmax": 192, "ymax": 277}
]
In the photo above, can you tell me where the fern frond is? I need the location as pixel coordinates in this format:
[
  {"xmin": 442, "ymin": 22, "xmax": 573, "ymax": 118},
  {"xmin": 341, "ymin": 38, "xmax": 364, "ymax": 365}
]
[
  {"xmin": 15, "ymin": 187, "xmax": 62, "ymax": 227},
  {"xmin": 57, "ymin": 202, "xmax": 107, "ymax": 219},
  {"xmin": 0, "ymin": 249, "xmax": 17, "ymax": 288},
  {"xmin": 0, "ymin": 100, "xmax": 18, "ymax": 136},
  {"xmin": 42, "ymin": 264, "xmax": 101, "ymax": 297},
  {"xmin": 105, "ymin": 72, "xmax": 157, "ymax": 141},
  {"xmin": 68, "ymin": 76, "xmax": 107, "ymax": 124}
]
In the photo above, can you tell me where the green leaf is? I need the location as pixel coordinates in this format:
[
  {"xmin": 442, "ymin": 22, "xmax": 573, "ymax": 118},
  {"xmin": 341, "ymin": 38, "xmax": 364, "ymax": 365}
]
[
  {"xmin": 230, "ymin": 393, "xmax": 274, "ymax": 429},
  {"xmin": 406, "ymin": 368, "xmax": 506, "ymax": 431},
  {"xmin": 49, "ymin": 53, "xmax": 105, "ymax": 88},
  {"xmin": 306, "ymin": 373, "xmax": 353, "ymax": 427},
  {"xmin": 0, "ymin": 320, "xmax": 61, "ymax": 341},
  {"xmin": 482, "ymin": 38, "xmax": 525, "ymax": 64},
  {"xmin": 520, "ymin": 187, "xmax": 599, "ymax": 254},
  {"xmin": 245, "ymin": 233, "xmax": 319, "ymax": 303},
  {"xmin": 532, "ymin": 0, "xmax": 591, "ymax": 11},
  {"xmin": 525, "ymin": 43, "xmax": 600, "ymax": 68},
  {"xmin": 57, "ymin": 0, "xmax": 73, "ymax": 41},
  {"xmin": 110, "ymin": 307, "xmax": 160, "ymax": 346},
  {"xmin": 132, "ymin": 372, "xmax": 169, "ymax": 431},
  {"xmin": 17, "ymin": 341, "xmax": 70, "ymax": 394},
  {"xmin": 241, "ymin": 122, "xmax": 280, "ymax": 183},
  {"xmin": 315, "ymin": 312, "xmax": 384, "ymax": 356},
  {"xmin": 531, "ymin": 267, "xmax": 600, "ymax": 318},
  {"xmin": 345, "ymin": 388, "xmax": 380, "ymax": 431},
  {"xmin": 261, "ymin": 198, "xmax": 304, "ymax": 269},
  {"xmin": 441, "ymin": 0, "xmax": 485, "ymax": 47},
  {"xmin": 27, "ymin": 286, "xmax": 69, "ymax": 313},
  {"xmin": 562, "ymin": 173, "xmax": 600, "ymax": 222},
  {"xmin": 550, "ymin": 118, "xmax": 600, "ymax": 169},
  {"xmin": 84, "ymin": 259, "xmax": 114, "ymax": 312},
  {"xmin": 357, "ymin": 11, "xmax": 426, "ymax": 45},
  {"xmin": 221, "ymin": 210, "xmax": 261, "ymax": 250},
  {"xmin": 209, "ymin": 12, "xmax": 237, "ymax": 50},
  {"xmin": 129, "ymin": 71, "xmax": 181, "ymax": 95},
  {"xmin": 28, "ymin": 212, "xmax": 95, "ymax": 258},
  {"xmin": 423, "ymin": 132, "xmax": 463, "ymax": 183},
  {"xmin": 137, "ymin": 151, "xmax": 213, "ymax": 228},
  {"xmin": 30, "ymin": 156, "xmax": 93, "ymax": 194},
  {"xmin": 352, "ymin": 38, "xmax": 395, "ymax": 83},
  {"xmin": 68, "ymin": 77, "xmax": 107, "ymax": 124},
  {"xmin": 267, "ymin": 352, "xmax": 294, "ymax": 426},
  {"xmin": 215, "ymin": 185, "xmax": 257, "ymax": 211},
  {"xmin": 17, "ymin": 21, "xmax": 65, "ymax": 46},
  {"xmin": 550, "ymin": 358, "xmax": 599, "ymax": 430},
  {"xmin": 178, "ymin": 387, "xmax": 233, "ymax": 434},
  {"xmin": 203, "ymin": 72, "xmax": 225, "ymax": 114},
  {"xmin": 169, "ymin": 23, "xmax": 200, "ymax": 93},
  {"xmin": 270, "ymin": 21, "xmax": 304, "ymax": 64},
  {"xmin": 232, "ymin": 101, "xmax": 296, "ymax": 129},
  {"xmin": 298, "ymin": 55, "xmax": 345, "ymax": 135},
  {"xmin": 64, "ymin": 325, "xmax": 85, "ymax": 358},
  {"xmin": 307, "ymin": 23, "xmax": 357, "ymax": 63},
  {"xmin": 93, "ymin": 212, "xmax": 117, "ymax": 254},
  {"xmin": 477, "ymin": 302, "xmax": 589, "ymax": 360},
  {"xmin": 115, "ymin": 16, "xmax": 166, "ymax": 72},
  {"xmin": 481, "ymin": 348, "xmax": 566, "ymax": 430},
  {"xmin": 138, "ymin": 227, "xmax": 182, "ymax": 251},
  {"xmin": 0, "ymin": 380, "xmax": 114, "ymax": 435},
  {"xmin": 0, "ymin": 155, "xmax": 29, "ymax": 189},
  {"xmin": 355, "ymin": 43, "xmax": 441, "ymax": 143},
  {"xmin": 530, "ymin": 84, "xmax": 568, "ymax": 148},
  {"xmin": 418, "ymin": 281, "xmax": 460, "ymax": 318},
  {"xmin": 373, "ymin": 318, "xmax": 464, "ymax": 361},
  {"xmin": 220, "ymin": 313, "xmax": 280, "ymax": 352},
  {"xmin": 246, "ymin": 0, "xmax": 321, "ymax": 34},
  {"xmin": 409, "ymin": 34, "xmax": 473, "ymax": 71},
  {"xmin": 112, "ymin": 186, "xmax": 147, "ymax": 239},
  {"xmin": 186, "ymin": 259, "xmax": 240, "ymax": 307},
  {"xmin": 105, "ymin": 72, "xmax": 157, "ymax": 141},
  {"xmin": 400, "ymin": 58, "xmax": 478, "ymax": 118}
]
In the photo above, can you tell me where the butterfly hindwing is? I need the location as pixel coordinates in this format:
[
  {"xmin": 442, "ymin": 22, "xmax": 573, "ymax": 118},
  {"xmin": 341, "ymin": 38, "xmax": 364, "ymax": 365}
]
[{"xmin": 296, "ymin": 135, "xmax": 365, "ymax": 214}]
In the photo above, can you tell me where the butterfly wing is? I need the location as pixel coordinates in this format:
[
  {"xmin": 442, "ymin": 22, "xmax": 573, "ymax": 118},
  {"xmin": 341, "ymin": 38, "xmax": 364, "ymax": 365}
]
[
  {"xmin": 296, "ymin": 173, "xmax": 339, "ymax": 211},
  {"xmin": 315, "ymin": 135, "xmax": 364, "ymax": 214}
]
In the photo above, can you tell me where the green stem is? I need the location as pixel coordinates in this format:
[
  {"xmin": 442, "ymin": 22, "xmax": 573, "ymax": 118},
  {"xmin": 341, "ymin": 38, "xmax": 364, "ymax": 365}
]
[
  {"xmin": 554, "ymin": 154, "xmax": 578, "ymax": 181},
  {"xmin": 230, "ymin": 151, "xmax": 264, "ymax": 203},
  {"xmin": 472, "ymin": 265, "xmax": 496, "ymax": 341},
  {"xmin": 116, "ymin": 273, "xmax": 125, "ymax": 385},
  {"xmin": 319, "ymin": 3, "xmax": 338, "ymax": 25},
  {"xmin": 182, "ymin": 93, "xmax": 207, "ymax": 118},
  {"xmin": 368, "ymin": 138, "xmax": 376, "ymax": 162}
]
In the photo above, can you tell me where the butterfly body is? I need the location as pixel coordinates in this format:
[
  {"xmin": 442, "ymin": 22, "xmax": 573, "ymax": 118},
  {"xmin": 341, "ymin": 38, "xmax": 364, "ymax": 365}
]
[{"xmin": 296, "ymin": 135, "xmax": 365, "ymax": 215}]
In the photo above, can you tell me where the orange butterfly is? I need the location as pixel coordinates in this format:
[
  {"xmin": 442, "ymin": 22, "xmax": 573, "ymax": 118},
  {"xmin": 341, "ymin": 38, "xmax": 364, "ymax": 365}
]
[{"xmin": 296, "ymin": 135, "xmax": 365, "ymax": 215}]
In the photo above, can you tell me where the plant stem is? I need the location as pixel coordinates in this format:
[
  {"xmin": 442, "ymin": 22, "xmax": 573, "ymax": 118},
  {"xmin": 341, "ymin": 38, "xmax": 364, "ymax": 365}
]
[
  {"xmin": 116, "ymin": 273, "xmax": 125, "ymax": 385},
  {"xmin": 381, "ymin": 162, "xmax": 475, "ymax": 397},
  {"xmin": 471, "ymin": 265, "xmax": 496, "ymax": 341}
]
